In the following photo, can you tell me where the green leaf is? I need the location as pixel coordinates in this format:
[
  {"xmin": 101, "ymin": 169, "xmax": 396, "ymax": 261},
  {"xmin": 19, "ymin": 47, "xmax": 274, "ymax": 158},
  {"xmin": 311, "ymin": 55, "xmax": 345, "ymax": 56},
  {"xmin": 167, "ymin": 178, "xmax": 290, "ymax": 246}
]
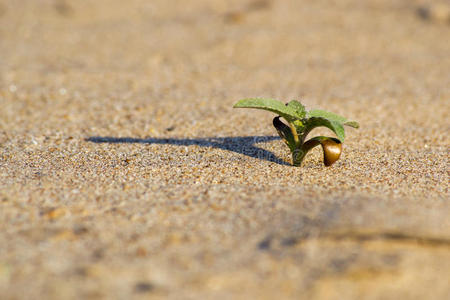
[
  {"xmin": 307, "ymin": 109, "xmax": 359, "ymax": 128},
  {"xmin": 343, "ymin": 121, "xmax": 360, "ymax": 128},
  {"xmin": 304, "ymin": 117, "xmax": 346, "ymax": 142},
  {"xmin": 233, "ymin": 98, "xmax": 302, "ymax": 121},
  {"xmin": 307, "ymin": 109, "xmax": 347, "ymax": 123},
  {"xmin": 286, "ymin": 100, "xmax": 306, "ymax": 118}
]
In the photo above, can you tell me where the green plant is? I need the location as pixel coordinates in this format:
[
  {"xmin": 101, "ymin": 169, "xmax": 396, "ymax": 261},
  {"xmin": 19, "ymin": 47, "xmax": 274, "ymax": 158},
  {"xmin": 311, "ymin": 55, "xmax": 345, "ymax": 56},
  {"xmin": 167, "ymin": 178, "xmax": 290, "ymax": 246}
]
[{"xmin": 233, "ymin": 98, "xmax": 359, "ymax": 167}]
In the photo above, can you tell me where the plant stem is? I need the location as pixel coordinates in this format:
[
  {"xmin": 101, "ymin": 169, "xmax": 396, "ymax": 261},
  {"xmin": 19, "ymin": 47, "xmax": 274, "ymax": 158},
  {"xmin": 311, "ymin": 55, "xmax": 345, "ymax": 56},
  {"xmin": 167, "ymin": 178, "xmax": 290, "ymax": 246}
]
[
  {"xmin": 292, "ymin": 139, "xmax": 320, "ymax": 166},
  {"xmin": 292, "ymin": 148, "xmax": 306, "ymax": 166},
  {"xmin": 288, "ymin": 122, "xmax": 300, "ymax": 146}
]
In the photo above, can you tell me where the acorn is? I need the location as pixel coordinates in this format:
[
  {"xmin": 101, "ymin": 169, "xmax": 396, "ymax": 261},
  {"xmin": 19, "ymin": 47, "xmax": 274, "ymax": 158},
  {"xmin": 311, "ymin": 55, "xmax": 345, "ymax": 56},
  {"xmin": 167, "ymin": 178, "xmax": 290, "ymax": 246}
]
[{"xmin": 320, "ymin": 138, "xmax": 342, "ymax": 166}]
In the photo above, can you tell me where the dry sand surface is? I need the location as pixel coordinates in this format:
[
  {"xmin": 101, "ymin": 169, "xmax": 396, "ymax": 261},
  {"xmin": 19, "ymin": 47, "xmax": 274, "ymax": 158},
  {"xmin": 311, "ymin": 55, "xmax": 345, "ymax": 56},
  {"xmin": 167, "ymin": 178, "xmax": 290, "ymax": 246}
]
[{"xmin": 1, "ymin": 0, "xmax": 449, "ymax": 299}]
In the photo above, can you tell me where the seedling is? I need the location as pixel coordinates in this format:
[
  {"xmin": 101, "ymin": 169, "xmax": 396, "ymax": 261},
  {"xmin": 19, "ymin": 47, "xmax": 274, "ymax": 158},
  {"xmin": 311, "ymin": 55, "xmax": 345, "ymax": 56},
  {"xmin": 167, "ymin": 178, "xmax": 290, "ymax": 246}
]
[{"xmin": 233, "ymin": 98, "xmax": 359, "ymax": 166}]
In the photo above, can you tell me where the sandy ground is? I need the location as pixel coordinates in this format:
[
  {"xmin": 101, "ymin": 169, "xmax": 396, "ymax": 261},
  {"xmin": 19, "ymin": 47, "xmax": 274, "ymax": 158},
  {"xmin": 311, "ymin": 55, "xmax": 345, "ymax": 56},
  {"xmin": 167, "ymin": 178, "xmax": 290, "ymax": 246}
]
[{"xmin": 0, "ymin": 0, "xmax": 449, "ymax": 299}]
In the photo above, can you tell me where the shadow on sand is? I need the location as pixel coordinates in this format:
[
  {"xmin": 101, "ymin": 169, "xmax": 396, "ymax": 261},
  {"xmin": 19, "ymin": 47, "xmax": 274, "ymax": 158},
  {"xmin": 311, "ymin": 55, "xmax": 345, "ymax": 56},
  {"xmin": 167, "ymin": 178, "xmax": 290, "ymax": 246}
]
[{"xmin": 85, "ymin": 135, "xmax": 289, "ymax": 166}]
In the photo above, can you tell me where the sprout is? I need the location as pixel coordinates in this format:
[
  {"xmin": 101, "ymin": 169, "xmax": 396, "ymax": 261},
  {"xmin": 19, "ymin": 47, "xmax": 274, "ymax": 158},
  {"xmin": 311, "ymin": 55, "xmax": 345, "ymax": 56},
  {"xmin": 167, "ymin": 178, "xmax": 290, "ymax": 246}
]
[{"xmin": 233, "ymin": 98, "xmax": 359, "ymax": 167}]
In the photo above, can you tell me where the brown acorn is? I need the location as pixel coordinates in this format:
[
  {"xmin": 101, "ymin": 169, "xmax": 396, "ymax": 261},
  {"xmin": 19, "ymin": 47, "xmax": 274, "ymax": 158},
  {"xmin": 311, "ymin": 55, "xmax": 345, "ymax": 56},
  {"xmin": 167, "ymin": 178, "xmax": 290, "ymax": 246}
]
[
  {"xmin": 320, "ymin": 138, "xmax": 342, "ymax": 166},
  {"xmin": 300, "ymin": 137, "xmax": 342, "ymax": 167}
]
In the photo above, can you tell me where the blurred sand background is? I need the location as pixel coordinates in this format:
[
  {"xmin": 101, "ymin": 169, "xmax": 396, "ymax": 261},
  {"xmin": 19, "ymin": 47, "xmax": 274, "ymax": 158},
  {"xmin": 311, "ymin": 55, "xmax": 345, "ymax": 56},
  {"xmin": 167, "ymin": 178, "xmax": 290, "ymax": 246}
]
[{"xmin": 0, "ymin": 0, "xmax": 449, "ymax": 299}]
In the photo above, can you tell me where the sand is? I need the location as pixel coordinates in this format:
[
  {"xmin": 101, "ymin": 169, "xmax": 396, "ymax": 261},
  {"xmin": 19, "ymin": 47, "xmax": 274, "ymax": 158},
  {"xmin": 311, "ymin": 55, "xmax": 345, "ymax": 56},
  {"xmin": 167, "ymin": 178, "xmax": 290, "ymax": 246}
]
[{"xmin": 0, "ymin": 0, "xmax": 449, "ymax": 299}]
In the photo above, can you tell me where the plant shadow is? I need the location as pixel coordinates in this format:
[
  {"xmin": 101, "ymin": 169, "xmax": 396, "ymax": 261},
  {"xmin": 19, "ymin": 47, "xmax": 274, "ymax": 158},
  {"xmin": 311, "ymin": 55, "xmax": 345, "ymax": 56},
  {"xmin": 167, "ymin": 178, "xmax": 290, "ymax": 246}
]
[{"xmin": 85, "ymin": 135, "xmax": 290, "ymax": 166}]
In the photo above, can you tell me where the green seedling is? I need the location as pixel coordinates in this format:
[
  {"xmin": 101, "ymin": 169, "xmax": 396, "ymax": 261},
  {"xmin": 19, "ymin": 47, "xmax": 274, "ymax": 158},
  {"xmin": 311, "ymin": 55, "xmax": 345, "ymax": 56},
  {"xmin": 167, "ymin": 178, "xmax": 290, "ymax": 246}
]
[{"xmin": 233, "ymin": 98, "xmax": 359, "ymax": 167}]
